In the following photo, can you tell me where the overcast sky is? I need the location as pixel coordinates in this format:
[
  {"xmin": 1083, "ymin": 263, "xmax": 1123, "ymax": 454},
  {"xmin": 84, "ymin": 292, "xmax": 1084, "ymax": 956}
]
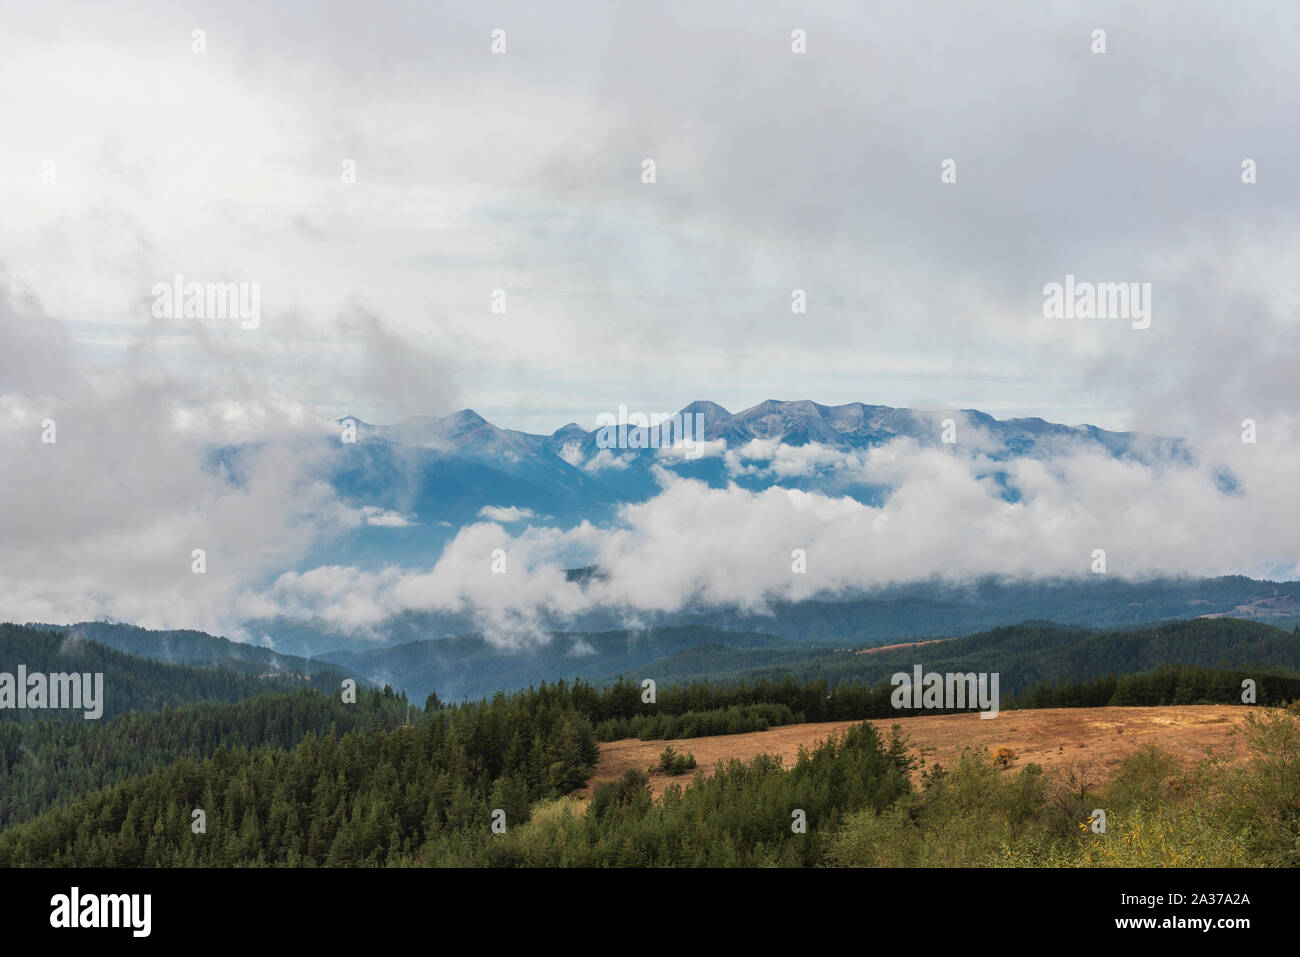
[
  {"xmin": 2, "ymin": 2, "xmax": 1298, "ymax": 639},
  {"xmin": 4, "ymin": 0, "xmax": 1298, "ymax": 433}
]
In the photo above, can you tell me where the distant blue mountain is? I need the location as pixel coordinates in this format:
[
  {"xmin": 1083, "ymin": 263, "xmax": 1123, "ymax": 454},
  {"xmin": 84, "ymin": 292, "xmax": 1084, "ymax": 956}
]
[
  {"xmin": 199, "ymin": 402, "xmax": 1280, "ymax": 659},
  {"xmin": 308, "ymin": 399, "xmax": 1196, "ymax": 566},
  {"xmin": 243, "ymin": 574, "xmax": 1300, "ymax": 659}
]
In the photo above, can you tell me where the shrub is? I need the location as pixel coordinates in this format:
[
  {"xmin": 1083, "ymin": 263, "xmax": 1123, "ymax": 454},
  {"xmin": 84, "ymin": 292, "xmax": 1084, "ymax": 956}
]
[{"xmin": 656, "ymin": 746, "xmax": 697, "ymax": 775}]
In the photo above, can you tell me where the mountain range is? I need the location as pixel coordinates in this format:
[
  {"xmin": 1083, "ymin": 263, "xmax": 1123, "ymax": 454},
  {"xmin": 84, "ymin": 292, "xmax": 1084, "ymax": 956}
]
[{"xmin": 308, "ymin": 398, "xmax": 1194, "ymax": 569}]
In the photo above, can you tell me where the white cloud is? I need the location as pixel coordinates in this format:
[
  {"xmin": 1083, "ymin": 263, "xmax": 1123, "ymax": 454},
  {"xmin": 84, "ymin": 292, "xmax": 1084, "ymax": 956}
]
[
  {"xmin": 477, "ymin": 505, "xmax": 538, "ymax": 523},
  {"xmin": 656, "ymin": 438, "xmax": 728, "ymax": 464},
  {"xmin": 2, "ymin": 1, "xmax": 1298, "ymax": 650},
  {"xmin": 582, "ymin": 449, "xmax": 631, "ymax": 473},
  {"xmin": 239, "ymin": 425, "xmax": 1300, "ymax": 645},
  {"xmin": 0, "ymin": 275, "xmax": 456, "ymax": 635},
  {"xmin": 361, "ymin": 506, "xmax": 417, "ymax": 527},
  {"xmin": 0, "ymin": 2, "xmax": 1296, "ymax": 434},
  {"xmin": 558, "ymin": 441, "xmax": 585, "ymax": 468}
]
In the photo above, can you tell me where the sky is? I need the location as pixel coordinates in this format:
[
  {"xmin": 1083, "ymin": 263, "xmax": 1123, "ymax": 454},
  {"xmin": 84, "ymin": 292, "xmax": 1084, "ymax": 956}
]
[{"xmin": 2, "ymin": 1, "xmax": 1298, "ymax": 640}]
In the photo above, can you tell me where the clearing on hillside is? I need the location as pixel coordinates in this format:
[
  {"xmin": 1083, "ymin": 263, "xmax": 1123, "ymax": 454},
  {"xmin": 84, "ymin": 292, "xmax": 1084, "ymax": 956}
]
[{"xmin": 581, "ymin": 705, "xmax": 1254, "ymax": 800}]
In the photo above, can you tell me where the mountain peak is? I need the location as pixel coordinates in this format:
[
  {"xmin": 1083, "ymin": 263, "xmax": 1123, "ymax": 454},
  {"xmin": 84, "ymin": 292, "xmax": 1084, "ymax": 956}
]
[
  {"xmin": 678, "ymin": 400, "xmax": 731, "ymax": 423},
  {"xmin": 732, "ymin": 399, "xmax": 841, "ymax": 445},
  {"xmin": 446, "ymin": 409, "xmax": 488, "ymax": 428},
  {"xmin": 389, "ymin": 409, "xmax": 492, "ymax": 447}
]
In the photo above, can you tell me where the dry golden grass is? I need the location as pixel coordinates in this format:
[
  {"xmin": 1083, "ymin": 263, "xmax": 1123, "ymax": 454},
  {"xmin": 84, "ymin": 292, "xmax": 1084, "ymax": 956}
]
[{"xmin": 582, "ymin": 705, "xmax": 1251, "ymax": 800}]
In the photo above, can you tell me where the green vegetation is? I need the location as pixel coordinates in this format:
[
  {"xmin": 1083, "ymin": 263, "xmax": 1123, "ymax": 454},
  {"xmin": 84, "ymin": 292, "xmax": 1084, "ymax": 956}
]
[
  {"xmin": 2, "ymin": 614, "xmax": 1298, "ymax": 868},
  {"xmin": 36, "ymin": 621, "xmax": 357, "ymax": 684},
  {"xmin": 596, "ymin": 702, "xmax": 803, "ymax": 741},
  {"xmin": 2, "ymin": 676, "xmax": 1299, "ymax": 865},
  {"xmin": 476, "ymin": 721, "xmax": 911, "ymax": 866},
  {"xmin": 654, "ymin": 746, "xmax": 697, "ymax": 775},
  {"xmin": 1019, "ymin": 664, "xmax": 1300, "ymax": 708},
  {"xmin": 254, "ymin": 611, "xmax": 1300, "ymax": 704},
  {"xmin": 664, "ymin": 575, "xmax": 1300, "ymax": 642},
  {"xmin": 603, "ymin": 618, "xmax": 1300, "ymax": 697},
  {"xmin": 825, "ymin": 709, "xmax": 1300, "ymax": 867},
  {"xmin": 0, "ymin": 686, "xmax": 409, "ymax": 830},
  {"xmin": 0, "ymin": 624, "xmax": 342, "ymax": 723},
  {"xmin": 22, "ymin": 616, "xmax": 1297, "ymax": 710},
  {"xmin": 0, "ymin": 681, "xmax": 599, "ymax": 866}
]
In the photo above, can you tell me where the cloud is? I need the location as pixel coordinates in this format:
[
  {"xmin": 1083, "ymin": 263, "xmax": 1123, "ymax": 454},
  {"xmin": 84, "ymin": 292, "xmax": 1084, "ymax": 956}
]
[
  {"xmin": 477, "ymin": 505, "xmax": 539, "ymax": 523},
  {"xmin": 0, "ymin": 271, "xmax": 462, "ymax": 635},
  {"xmin": 244, "ymin": 425, "xmax": 1300, "ymax": 645},
  {"xmin": 558, "ymin": 442, "xmax": 585, "ymax": 467},
  {"xmin": 2, "ymin": 1, "xmax": 1298, "ymax": 650},
  {"xmin": 1, "ymin": 2, "xmax": 1297, "ymax": 435},
  {"xmin": 0, "ymin": 276, "xmax": 76, "ymax": 395},
  {"xmin": 725, "ymin": 439, "xmax": 861, "ymax": 479},
  {"xmin": 656, "ymin": 438, "xmax": 728, "ymax": 464},
  {"xmin": 361, "ymin": 506, "xmax": 417, "ymax": 527},
  {"xmin": 582, "ymin": 449, "xmax": 630, "ymax": 473}
]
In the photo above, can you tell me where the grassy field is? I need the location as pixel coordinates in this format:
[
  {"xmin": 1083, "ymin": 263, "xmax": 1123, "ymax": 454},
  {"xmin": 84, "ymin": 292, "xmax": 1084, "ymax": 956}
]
[{"xmin": 582, "ymin": 704, "xmax": 1252, "ymax": 799}]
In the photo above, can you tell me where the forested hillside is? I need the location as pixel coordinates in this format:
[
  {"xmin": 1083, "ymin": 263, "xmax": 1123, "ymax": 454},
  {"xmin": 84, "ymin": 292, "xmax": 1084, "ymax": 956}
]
[
  {"xmin": 671, "ymin": 575, "xmax": 1300, "ymax": 639},
  {"xmin": 0, "ymin": 687, "xmax": 409, "ymax": 830},
  {"xmin": 0, "ymin": 625, "xmax": 340, "ymax": 722},
  {"xmin": 0, "ymin": 682, "xmax": 601, "ymax": 866},
  {"xmin": 308, "ymin": 617, "xmax": 1300, "ymax": 703},
  {"xmin": 26, "ymin": 617, "xmax": 1295, "ymax": 710},
  {"xmin": 602, "ymin": 618, "xmax": 1300, "ymax": 694},
  {"xmin": 37, "ymin": 621, "xmax": 357, "ymax": 684},
  {"xmin": 4, "ymin": 613, "xmax": 1299, "ymax": 868},
  {"xmin": 4, "ymin": 700, "xmax": 1298, "ymax": 867}
]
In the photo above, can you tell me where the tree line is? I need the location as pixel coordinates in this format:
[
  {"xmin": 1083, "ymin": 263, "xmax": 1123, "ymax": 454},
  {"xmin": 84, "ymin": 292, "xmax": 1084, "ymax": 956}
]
[
  {"xmin": 0, "ymin": 680, "xmax": 599, "ymax": 866},
  {"xmin": 0, "ymin": 686, "xmax": 409, "ymax": 830}
]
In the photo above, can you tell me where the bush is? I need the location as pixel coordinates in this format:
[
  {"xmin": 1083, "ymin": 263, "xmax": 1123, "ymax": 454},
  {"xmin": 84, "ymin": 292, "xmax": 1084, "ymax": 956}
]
[
  {"xmin": 589, "ymin": 769, "xmax": 652, "ymax": 822},
  {"xmin": 656, "ymin": 746, "xmax": 697, "ymax": 776}
]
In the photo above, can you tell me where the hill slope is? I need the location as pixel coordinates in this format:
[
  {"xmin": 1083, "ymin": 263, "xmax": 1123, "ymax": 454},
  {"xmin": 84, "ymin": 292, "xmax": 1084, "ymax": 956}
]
[
  {"xmin": 0, "ymin": 624, "xmax": 349, "ymax": 722},
  {"xmin": 598, "ymin": 618, "xmax": 1300, "ymax": 695},
  {"xmin": 36, "ymin": 621, "xmax": 358, "ymax": 684}
]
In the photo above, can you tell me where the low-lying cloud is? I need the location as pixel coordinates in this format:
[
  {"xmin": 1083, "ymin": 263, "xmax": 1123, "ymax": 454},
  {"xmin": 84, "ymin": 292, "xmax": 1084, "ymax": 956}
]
[{"xmin": 243, "ymin": 424, "xmax": 1300, "ymax": 647}]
